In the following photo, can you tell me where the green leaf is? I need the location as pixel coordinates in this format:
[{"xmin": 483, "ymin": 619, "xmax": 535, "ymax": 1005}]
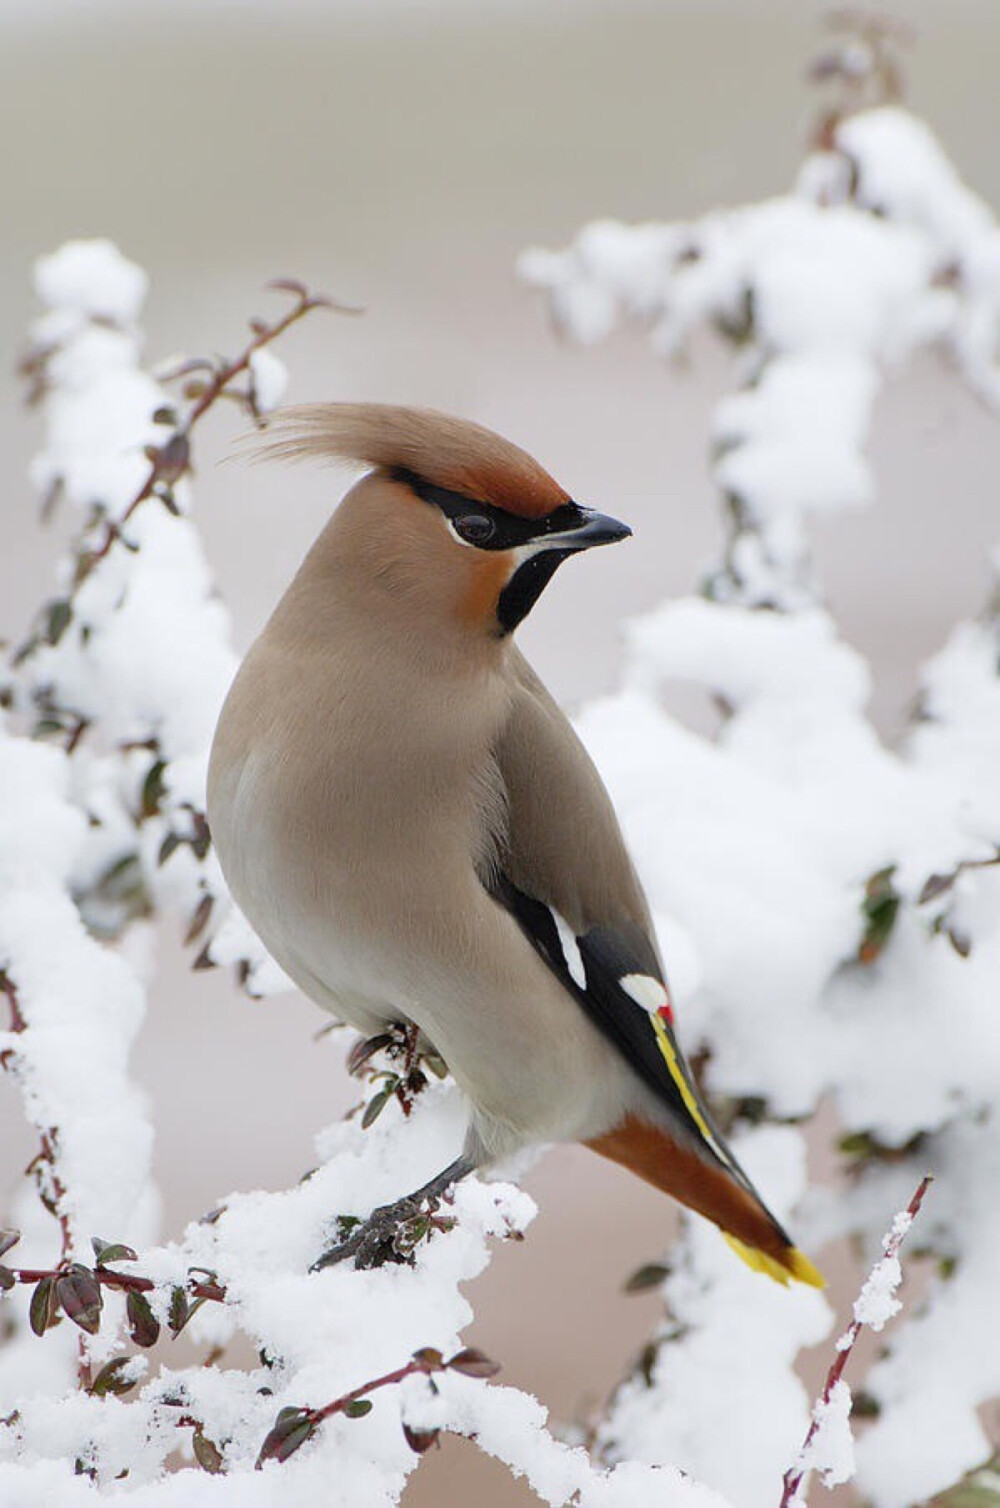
[
  {"xmin": 126, "ymin": 1289, "xmax": 160, "ymax": 1348},
  {"xmin": 858, "ymin": 865, "xmax": 900, "ymax": 964},
  {"xmin": 158, "ymin": 831, "xmax": 182, "ymax": 866},
  {"xmin": 140, "ymin": 761, "xmax": 167, "ymax": 820},
  {"xmin": 343, "ymin": 1398, "xmax": 372, "ymax": 1419},
  {"xmin": 624, "ymin": 1262, "xmax": 671, "ymax": 1295},
  {"xmin": 0, "ymin": 1230, "xmax": 20, "ymax": 1260},
  {"xmin": 255, "ymin": 1408, "xmax": 317, "ymax": 1468},
  {"xmin": 91, "ymin": 1238, "xmax": 138, "ymax": 1265},
  {"xmin": 29, "ymin": 1275, "xmax": 59, "ymax": 1336},
  {"xmin": 168, "ymin": 1286, "xmax": 189, "ymax": 1335},
  {"xmin": 0, "ymin": 1266, "xmax": 15, "ymax": 1292},
  {"xmin": 44, "ymin": 599, "xmax": 73, "ymax": 646},
  {"xmin": 89, "ymin": 1356, "xmax": 140, "ymax": 1397},
  {"xmin": 192, "ymin": 1428, "xmax": 224, "ymax": 1474},
  {"xmin": 361, "ymin": 1085, "xmax": 394, "ymax": 1129}
]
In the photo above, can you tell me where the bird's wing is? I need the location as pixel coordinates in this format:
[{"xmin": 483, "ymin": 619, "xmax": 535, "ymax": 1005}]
[{"xmin": 490, "ymin": 652, "xmax": 822, "ymax": 1288}]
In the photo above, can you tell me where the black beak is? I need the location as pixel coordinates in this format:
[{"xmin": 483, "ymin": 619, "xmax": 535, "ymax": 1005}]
[{"xmin": 552, "ymin": 507, "xmax": 632, "ymax": 551}]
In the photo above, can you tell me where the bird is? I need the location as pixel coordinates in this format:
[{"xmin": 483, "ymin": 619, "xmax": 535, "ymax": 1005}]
[{"xmin": 207, "ymin": 403, "xmax": 822, "ymax": 1288}]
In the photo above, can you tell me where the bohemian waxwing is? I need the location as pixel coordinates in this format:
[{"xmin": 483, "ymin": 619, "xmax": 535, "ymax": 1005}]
[{"xmin": 207, "ymin": 403, "xmax": 822, "ymax": 1287}]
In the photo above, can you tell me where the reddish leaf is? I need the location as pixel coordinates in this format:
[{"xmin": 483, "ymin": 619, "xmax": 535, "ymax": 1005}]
[
  {"xmin": 57, "ymin": 1264, "xmax": 103, "ymax": 1335},
  {"xmin": 403, "ymin": 1422, "xmax": 440, "ymax": 1455},
  {"xmin": 411, "ymin": 1348, "xmax": 443, "ymax": 1369},
  {"xmin": 447, "ymin": 1347, "xmax": 500, "ymax": 1379},
  {"xmin": 126, "ymin": 1289, "xmax": 160, "ymax": 1348}
]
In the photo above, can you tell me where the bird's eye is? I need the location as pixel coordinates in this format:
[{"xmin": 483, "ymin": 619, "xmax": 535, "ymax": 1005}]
[{"xmin": 454, "ymin": 514, "xmax": 496, "ymax": 546}]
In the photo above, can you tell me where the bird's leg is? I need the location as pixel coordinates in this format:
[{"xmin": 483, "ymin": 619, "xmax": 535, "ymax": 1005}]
[{"xmin": 311, "ymin": 1155, "xmax": 476, "ymax": 1272}]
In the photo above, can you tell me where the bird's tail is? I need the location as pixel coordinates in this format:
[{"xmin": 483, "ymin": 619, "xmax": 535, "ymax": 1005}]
[{"xmin": 587, "ymin": 1114, "xmax": 824, "ymax": 1289}]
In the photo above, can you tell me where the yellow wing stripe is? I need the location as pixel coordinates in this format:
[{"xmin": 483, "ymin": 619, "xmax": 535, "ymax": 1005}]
[
  {"xmin": 650, "ymin": 1010, "xmax": 730, "ymax": 1167},
  {"xmin": 650, "ymin": 1014, "xmax": 826, "ymax": 1291}
]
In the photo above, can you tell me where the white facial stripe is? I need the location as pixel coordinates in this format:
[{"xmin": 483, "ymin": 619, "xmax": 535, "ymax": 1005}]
[
  {"xmin": 621, "ymin": 973, "xmax": 670, "ymax": 1014},
  {"xmin": 444, "ymin": 515, "xmax": 556, "ymax": 559},
  {"xmin": 552, "ymin": 910, "xmax": 587, "ymax": 989}
]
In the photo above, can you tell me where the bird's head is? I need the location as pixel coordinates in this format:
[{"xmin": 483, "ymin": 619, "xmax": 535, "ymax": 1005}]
[{"xmin": 257, "ymin": 403, "xmax": 631, "ymax": 640}]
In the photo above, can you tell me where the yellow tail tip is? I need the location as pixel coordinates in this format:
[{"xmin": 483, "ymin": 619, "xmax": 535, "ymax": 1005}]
[{"xmin": 723, "ymin": 1233, "xmax": 826, "ymax": 1289}]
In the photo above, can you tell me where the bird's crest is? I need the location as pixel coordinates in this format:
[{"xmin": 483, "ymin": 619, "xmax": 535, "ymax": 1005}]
[{"xmin": 254, "ymin": 403, "xmax": 571, "ymax": 519}]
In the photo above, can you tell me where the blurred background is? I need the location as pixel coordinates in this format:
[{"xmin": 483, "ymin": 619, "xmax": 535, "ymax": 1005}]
[{"xmin": 2, "ymin": 2, "xmax": 1000, "ymax": 1502}]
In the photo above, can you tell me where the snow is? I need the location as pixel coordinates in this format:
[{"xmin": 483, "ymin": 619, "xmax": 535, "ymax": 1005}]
[
  {"xmin": 248, "ymin": 347, "xmax": 289, "ymax": 415},
  {"xmin": 34, "ymin": 239, "xmax": 148, "ymax": 326},
  {"xmin": 524, "ymin": 96, "xmax": 1000, "ymax": 1506},
  {"xmin": 853, "ymin": 1252, "xmax": 903, "ymax": 1330},
  {"xmin": 789, "ymin": 1380, "xmax": 856, "ymax": 1497},
  {"xmin": 597, "ymin": 1127, "xmax": 829, "ymax": 1508}
]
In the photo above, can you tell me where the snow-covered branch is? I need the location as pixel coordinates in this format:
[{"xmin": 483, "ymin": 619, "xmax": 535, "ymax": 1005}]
[
  {"xmin": 781, "ymin": 1174, "xmax": 931, "ymax": 1505},
  {"xmin": 522, "ymin": 23, "xmax": 1000, "ymax": 1503}
]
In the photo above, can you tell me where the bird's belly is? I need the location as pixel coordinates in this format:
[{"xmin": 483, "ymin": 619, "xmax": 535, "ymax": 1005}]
[{"xmin": 210, "ymin": 744, "xmax": 639, "ymax": 1163}]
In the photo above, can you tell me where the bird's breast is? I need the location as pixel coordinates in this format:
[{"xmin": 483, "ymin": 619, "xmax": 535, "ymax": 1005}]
[{"xmin": 207, "ymin": 634, "xmax": 510, "ymax": 1017}]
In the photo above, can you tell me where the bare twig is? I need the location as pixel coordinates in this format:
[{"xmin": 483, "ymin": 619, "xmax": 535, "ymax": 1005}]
[{"xmin": 780, "ymin": 1175, "xmax": 932, "ymax": 1507}]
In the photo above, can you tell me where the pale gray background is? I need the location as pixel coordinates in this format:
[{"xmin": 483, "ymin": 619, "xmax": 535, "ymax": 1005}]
[{"xmin": 2, "ymin": 3, "xmax": 999, "ymax": 1503}]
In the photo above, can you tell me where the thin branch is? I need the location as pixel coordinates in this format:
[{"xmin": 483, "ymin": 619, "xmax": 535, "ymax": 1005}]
[
  {"xmin": 255, "ymin": 1346, "xmax": 499, "ymax": 1469},
  {"xmin": 780, "ymin": 1174, "xmax": 932, "ymax": 1507}
]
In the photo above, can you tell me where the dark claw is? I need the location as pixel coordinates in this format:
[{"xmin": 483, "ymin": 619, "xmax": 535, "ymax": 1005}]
[{"xmin": 311, "ymin": 1196, "xmax": 425, "ymax": 1272}]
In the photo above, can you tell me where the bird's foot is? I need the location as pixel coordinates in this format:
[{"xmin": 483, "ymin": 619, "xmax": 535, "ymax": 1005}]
[{"xmin": 311, "ymin": 1195, "xmax": 456, "ymax": 1272}]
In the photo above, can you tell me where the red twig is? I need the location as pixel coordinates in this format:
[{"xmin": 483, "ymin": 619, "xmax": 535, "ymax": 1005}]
[
  {"xmin": 255, "ymin": 1346, "xmax": 498, "ymax": 1469},
  {"xmin": 83, "ymin": 282, "xmax": 346, "ymax": 577},
  {"xmin": 9, "ymin": 1265, "xmax": 226, "ymax": 1305},
  {"xmin": 780, "ymin": 1174, "xmax": 932, "ymax": 1507}
]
